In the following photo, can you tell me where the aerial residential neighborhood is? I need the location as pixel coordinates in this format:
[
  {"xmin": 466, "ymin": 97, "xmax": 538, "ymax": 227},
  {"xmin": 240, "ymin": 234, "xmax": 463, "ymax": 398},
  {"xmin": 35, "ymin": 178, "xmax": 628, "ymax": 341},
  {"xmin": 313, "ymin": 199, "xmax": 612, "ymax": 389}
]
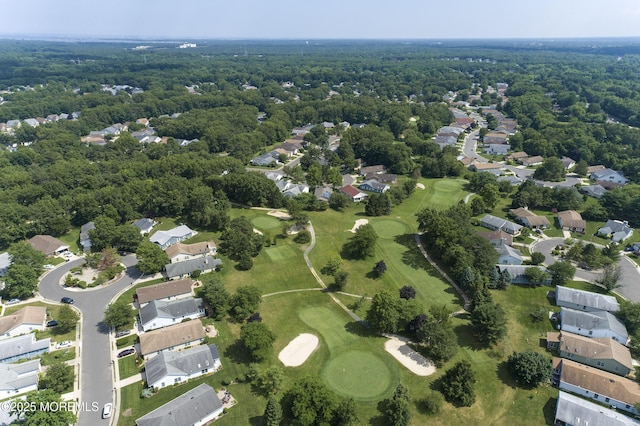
[{"xmin": 1, "ymin": 24, "xmax": 640, "ymax": 426}]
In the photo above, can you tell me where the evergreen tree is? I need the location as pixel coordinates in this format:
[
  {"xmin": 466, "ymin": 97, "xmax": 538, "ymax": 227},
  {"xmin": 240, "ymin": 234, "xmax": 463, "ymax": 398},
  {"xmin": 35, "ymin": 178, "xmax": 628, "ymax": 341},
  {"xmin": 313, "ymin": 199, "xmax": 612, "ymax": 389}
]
[{"xmin": 264, "ymin": 396, "xmax": 283, "ymax": 426}]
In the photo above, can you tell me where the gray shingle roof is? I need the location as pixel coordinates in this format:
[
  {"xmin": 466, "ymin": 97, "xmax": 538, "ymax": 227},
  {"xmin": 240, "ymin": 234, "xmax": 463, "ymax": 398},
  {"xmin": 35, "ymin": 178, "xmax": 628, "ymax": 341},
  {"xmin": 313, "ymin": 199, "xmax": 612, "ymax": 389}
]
[
  {"xmin": 561, "ymin": 307, "xmax": 628, "ymax": 341},
  {"xmin": 140, "ymin": 298, "xmax": 204, "ymax": 327},
  {"xmin": 480, "ymin": 214, "xmax": 523, "ymax": 234},
  {"xmin": 164, "ymin": 256, "xmax": 221, "ymax": 279},
  {"xmin": 555, "ymin": 390, "xmax": 640, "ymax": 426},
  {"xmin": 0, "ymin": 334, "xmax": 50, "ymax": 362},
  {"xmin": 135, "ymin": 383, "xmax": 223, "ymax": 426},
  {"xmin": 145, "ymin": 344, "xmax": 220, "ymax": 388},
  {"xmin": 0, "ymin": 359, "xmax": 40, "ymax": 392},
  {"xmin": 556, "ymin": 285, "xmax": 620, "ymax": 312}
]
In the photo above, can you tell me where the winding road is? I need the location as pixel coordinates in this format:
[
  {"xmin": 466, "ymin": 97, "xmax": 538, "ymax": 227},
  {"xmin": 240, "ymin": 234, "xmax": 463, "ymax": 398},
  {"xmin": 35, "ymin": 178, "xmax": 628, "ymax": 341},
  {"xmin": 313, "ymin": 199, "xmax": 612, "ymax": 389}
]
[
  {"xmin": 38, "ymin": 255, "xmax": 140, "ymax": 426},
  {"xmin": 531, "ymin": 237, "xmax": 640, "ymax": 302}
]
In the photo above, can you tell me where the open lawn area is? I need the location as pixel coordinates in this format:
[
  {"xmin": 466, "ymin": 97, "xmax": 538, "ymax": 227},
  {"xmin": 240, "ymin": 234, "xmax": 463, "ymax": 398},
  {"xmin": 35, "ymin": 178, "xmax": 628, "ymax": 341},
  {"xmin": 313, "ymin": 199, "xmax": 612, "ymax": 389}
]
[{"xmin": 118, "ymin": 355, "xmax": 141, "ymax": 379}]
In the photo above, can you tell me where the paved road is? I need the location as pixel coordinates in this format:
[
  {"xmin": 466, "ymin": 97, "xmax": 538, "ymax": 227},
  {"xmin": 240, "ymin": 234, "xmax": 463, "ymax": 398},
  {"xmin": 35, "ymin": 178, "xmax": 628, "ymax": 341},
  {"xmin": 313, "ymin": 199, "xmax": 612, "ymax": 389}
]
[
  {"xmin": 39, "ymin": 255, "xmax": 140, "ymax": 426},
  {"xmin": 531, "ymin": 237, "xmax": 640, "ymax": 302}
]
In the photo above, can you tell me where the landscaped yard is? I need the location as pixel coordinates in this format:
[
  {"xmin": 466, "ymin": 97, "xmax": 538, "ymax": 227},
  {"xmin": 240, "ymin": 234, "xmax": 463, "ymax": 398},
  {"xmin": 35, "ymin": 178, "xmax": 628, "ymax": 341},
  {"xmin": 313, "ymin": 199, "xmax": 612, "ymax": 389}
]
[
  {"xmin": 40, "ymin": 348, "xmax": 76, "ymax": 366},
  {"xmin": 118, "ymin": 355, "xmax": 142, "ymax": 380}
]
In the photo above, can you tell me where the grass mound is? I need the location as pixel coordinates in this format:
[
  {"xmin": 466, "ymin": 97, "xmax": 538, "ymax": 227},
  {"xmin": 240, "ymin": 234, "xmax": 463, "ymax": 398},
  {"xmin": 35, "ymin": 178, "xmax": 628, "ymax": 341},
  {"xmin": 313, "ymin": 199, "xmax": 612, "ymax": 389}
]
[{"xmin": 323, "ymin": 350, "xmax": 395, "ymax": 400}]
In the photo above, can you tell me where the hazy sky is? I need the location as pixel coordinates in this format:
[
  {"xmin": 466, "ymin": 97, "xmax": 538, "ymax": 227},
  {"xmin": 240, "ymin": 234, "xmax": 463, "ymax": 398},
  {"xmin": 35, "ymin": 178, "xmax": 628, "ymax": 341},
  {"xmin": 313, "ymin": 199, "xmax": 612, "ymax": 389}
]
[{"xmin": 3, "ymin": 0, "xmax": 640, "ymax": 40}]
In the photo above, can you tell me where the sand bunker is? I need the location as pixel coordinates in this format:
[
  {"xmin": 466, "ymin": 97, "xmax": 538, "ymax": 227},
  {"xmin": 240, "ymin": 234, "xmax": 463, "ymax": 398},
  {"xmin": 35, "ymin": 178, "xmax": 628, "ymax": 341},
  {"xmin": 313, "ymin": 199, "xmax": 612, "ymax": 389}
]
[
  {"xmin": 416, "ymin": 183, "xmax": 425, "ymax": 190},
  {"xmin": 268, "ymin": 210, "xmax": 293, "ymax": 220},
  {"xmin": 350, "ymin": 219, "xmax": 369, "ymax": 233},
  {"xmin": 384, "ymin": 335, "xmax": 435, "ymax": 376},
  {"xmin": 279, "ymin": 333, "xmax": 319, "ymax": 367}
]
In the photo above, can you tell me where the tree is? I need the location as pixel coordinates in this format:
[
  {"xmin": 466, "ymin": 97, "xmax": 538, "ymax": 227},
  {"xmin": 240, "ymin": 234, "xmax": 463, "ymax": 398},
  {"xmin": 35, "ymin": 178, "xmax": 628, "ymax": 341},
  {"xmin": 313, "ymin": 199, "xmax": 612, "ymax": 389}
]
[
  {"xmin": 3, "ymin": 263, "xmax": 39, "ymax": 299},
  {"xmin": 329, "ymin": 192, "xmax": 350, "ymax": 211},
  {"xmin": 374, "ymin": 259, "xmax": 387, "ymax": 277},
  {"xmin": 258, "ymin": 365, "xmax": 285, "ymax": 395},
  {"xmin": 530, "ymin": 252, "xmax": 545, "ymax": 265},
  {"xmin": 596, "ymin": 264, "xmax": 623, "ymax": 291},
  {"xmin": 135, "ymin": 241, "xmax": 170, "ymax": 275},
  {"xmin": 384, "ymin": 384, "xmax": 411, "ymax": 426},
  {"xmin": 416, "ymin": 318, "xmax": 458, "ymax": 363},
  {"xmin": 470, "ymin": 197, "xmax": 486, "ymax": 216},
  {"xmin": 480, "ymin": 183, "xmax": 500, "ymax": 210},
  {"xmin": 547, "ymin": 261, "xmax": 576, "ymax": 286},
  {"xmin": 241, "ymin": 321, "xmax": 275, "ymax": 362},
  {"xmin": 365, "ymin": 193, "xmax": 391, "ymax": 216},
  {"xmin": 230, "ymin": 286, "xmax": 262, "ymax": 320},
  {"xmin": 334, "ymin": 397, "xmax": 359, "ymax": 426},
  {"xmin": 219, "ymin": 216, "xmax": 265, "ymax": 268},
  {"xmin": 42, "ymin": 361, "xmax": 74, "ymax": 394},
  {"xmin": 321, "ymin": 255, "xmax": 342, "ymax": 276},
  {"xmin": 574, "ymin": 159, "xmax": 589, "ymax": 176},
  {"xmin": 12, "ymin": 389, "xmax": 76, "ymax": 426},
  {"xmin": 441, "ymin": 360, "xmax": 476, "ymax": 407},
  {"xmin": 103, "ymin": 300, "xmax": 134, "ymax": 331},
  {"xmin": 287, "ymin": 376, "xmax": 337, "ymax": 426},
  {"xmin": 399, "ymin": 285, "xmax": 416, "ymax": 300},
  {"xmin": 524, "ymin": 267, "xmax": 550, "ymax": 285},
  {"xmin": 533, "ymin": 157, "xmax": 565, "ymax": 182},
  {"xmin": 508, "ymin": 351, "xmax": 552, "ymax": 387},
  {"xmin": 56, "ymin": 304, "xmax": 79, "ymax": 334},
  {"xmin": 201, "ymin": 276, "xmax": 230, "ymax": 320},
  {"xmin": 618, "ymin": 301, "xmax": 640, "ymax": 335},
  {"xmin": 343, "ymin": 223, "xmax": 378, "ymax": 259},
  {"xmin": 471, "ymin": 302, "xmax": 507, "ymax": 346},
  {"xmin": 264, "ymin": 396, "xmax": 283, "ymax": 426},
  {"xmin": 366, "ymin": 290, "xmax": 400, "ymax": 333},
  {"xmin": 294, "ymin": 230, "xmax": 311, "ymax": 244},
  {"xmin": 333, "ymin": 270, "xmax": 348, "ymax": 290},
  {"xmin": 421, "ymin": 391, "xmax": 444, "ymax": 415}
]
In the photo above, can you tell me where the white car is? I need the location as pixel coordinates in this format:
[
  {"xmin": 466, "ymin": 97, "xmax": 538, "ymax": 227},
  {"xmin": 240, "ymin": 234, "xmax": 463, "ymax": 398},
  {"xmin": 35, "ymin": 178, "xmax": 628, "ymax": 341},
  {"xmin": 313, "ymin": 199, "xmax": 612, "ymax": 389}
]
[
  {"xmin": 102, "ymin": 403, "xmax": 112, "ymax": 419},
  {"xmin": 55, "ymin": 340, "xmax": 72, "ymax": 349},
  {"xmin": 44, "ymin": 264, "xmax": 55, "ymax": 270}
]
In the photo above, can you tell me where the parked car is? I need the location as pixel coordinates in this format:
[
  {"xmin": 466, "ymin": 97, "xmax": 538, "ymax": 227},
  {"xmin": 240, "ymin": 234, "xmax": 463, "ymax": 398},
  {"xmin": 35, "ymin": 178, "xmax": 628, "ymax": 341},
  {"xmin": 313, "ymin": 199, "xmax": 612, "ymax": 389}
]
[
  {"xmin": 55, "ymin": 340, "xmax": 72, "ymax": 349},
  {"xmin": 44, "ymin": 264, "xmax": 55, "ymax": 270},
  {"xmin": 117, "ymin": 348, "xmax": 135, "ymax": 358},
  {"xmin": 115, "ymin": 330, "xmax": 130, "ymax": 338},
  {"xmin": 46, "ymin": 320, "xmax": 58, "ymax": 327},
  {"xmin": 4, "ymin": 299, "xmax": 21, "ymax": 306},
  {"xmin": 102, "ymin": 403, "xmax": 112, "ymax": 419},
  {"xmin": 60, "ymin": 297, "xmax": 74, "ymax": 304}
]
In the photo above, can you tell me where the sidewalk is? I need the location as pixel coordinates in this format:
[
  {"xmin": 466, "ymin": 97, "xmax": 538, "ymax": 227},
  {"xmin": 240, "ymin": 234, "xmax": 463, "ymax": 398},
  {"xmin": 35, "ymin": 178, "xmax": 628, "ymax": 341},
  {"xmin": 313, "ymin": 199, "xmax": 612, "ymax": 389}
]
[{"xmin": 117, "ymin": 373, "xmax": 144, "ymax": 388}]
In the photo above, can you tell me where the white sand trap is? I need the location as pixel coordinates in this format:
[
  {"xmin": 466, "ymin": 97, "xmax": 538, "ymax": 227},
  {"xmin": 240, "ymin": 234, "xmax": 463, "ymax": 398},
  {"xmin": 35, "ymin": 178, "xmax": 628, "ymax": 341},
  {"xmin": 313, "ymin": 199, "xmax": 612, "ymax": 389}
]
[
  {"xmin": 350, "ymin": 219, "xmax": 369, "ymax": 233},
  {"xmin": 416, "ymin": 183, "xmax": 425, "ymax": 190},
  {"xmin": 268, "ymin": 210, "xmax": 293, "ymax": 220},
  {"xmin": 253, "ymin": 228, "xmax": 263, "ymax": 235},
  {"xmin": 384, "ymin": 335, "xmax": 435, "ymax": 376},
  {"xmin": 279, "ymin": 333, "xmax": 319, "ymax": 367}
]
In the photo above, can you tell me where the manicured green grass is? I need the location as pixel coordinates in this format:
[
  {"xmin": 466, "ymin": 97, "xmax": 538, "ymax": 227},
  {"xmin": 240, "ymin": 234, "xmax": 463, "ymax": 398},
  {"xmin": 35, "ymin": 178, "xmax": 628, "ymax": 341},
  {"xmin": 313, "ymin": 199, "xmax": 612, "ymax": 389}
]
[
  {"xmin": 264, "ymin": 245, "xmax": 296, "ymax": 262},
  {"xmin": 40, "ymin": 348, "xmax": 75, "ymax": 366},
  {"xmin": 182, "ymin": 231, "xmax": 218, "ymax": 245},
  {"xmin": 118, "ymin": 355, "xmax": 141, "ymax": 379},
  {"xmin": 323, "ymin": 350, "xmax": 394, "ymax": 400},
  {"xmin": 58, "ymin": 230, "xmax": 80, "ymax": 253},
  {"xmin": 116, "ymin": 335, "xmax": 138, "ymax": 349},
  {"xmin": 251, "ymin": 215, "xmax": 282, "ymax": 231}
]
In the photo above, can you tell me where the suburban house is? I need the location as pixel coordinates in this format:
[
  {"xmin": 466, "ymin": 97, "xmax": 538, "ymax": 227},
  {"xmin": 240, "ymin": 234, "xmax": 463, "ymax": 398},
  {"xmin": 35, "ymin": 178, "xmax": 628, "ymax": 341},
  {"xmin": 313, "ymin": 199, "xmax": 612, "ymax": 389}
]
[
  {"xmin": 282, "ymin": 183, "xmax": 310, "ymax": 198},
  {"xmin": 27, "ymin": 235, "xmax": 69, "ymax": 257},
  {"xmin": 521, "ymin": 155, "xmax": 545, "ymax": 167},
  {"xmin": 591, "ymin": 168, "xmax": 629, "ymax": 185},
  {"xmin": 144, "ymin": 344, "xmax": 221, "ymax": 389},
  {"xmin": 435, "ymin": 135, "xmax": 458, "ymax": 147},
  {"xmin": 509, "ymin": 208, "xmax": 550, "ymax": 229},
  {"xmin": 468, "ymin": 162, "xmax": 502, "ymax": 174},
  {"xmin": 139, "ymin": 320, "xmax": 205, "ymax": 359},
  {"xmin": 482, "ymin": 143, "xmax": 511, "ymax": 155},
  {"xmin": 0, "ymin": 306, "xmax": 46, "ymax": 339},
  {"xmin": 561, "ymin": 157, "xmax": 576, "ymax": 170},
  {"xmin": 479, "ymin": 214, "xmax": 523, "ymax": 236},
  {"xmin": 359, "ymin": 179, "xmax": 390, "ymax": 193},
  {"xmin": 365, "ymin": 173, "xmax": 398, "ymax": 184},
  {"xmin": 132, "ymin": 218, "xmax": 157, "ymax": 235},
  {"xmin": 496, "ymin": 265, "xmax": 551, "ymax": 285},
  {"xmin": 557, "ymin": 210, "xmax": 586, "ymax": 234},
  {"xmin": 165, "ymin": 242, "xmax": 216, "ymax": 264},
  {"xmin": 314, "ymin": 186, "xmax": 333, "ymax": 202},
  {"xmin": 135, "ymin": 383, "xmax": 224, "ymax": 426},
  {"xmin": 79, "ymin": 221, "xmax": 95, "ymax": 252},
  {"xmin": 139, "ymin": 297, "xmax": 205, "ymax": 332},
  {"xmin": 547, "ymin": 331, "xmax": 632, "ymax": 376},
  {"xmin": 494, "ymin": 240, "xmax": 523, "ymax": 265},
  {"xmin": 0, "ymin": 359, "xmax": 40, "ymax": 397},
  {"xmin": 359, "ymin": 165, "xmax": 386, "ymax": 176},
  {"xmin": 0, "ymin": 252, "xmax": 10, "ymax": 276},
  {"xmin": 555, "ymin": 285, "xmax": 620, "ymax": 313},
  {"xmin": 164, "ymin": 256, "xmax": 221, "ymax": 280},
  {"xmin": 478, "ymin": 229, "xmax": 513, "ymax": 247},
  {"xmin": 483, "ymin": 131, "xmax": 508, "ymax": 144},
  {"xmin": 553, "ymin": 358, "xmax": 640, "ymax": 416},
  {"xmin": 250, "ymin": 152, "xmax": 278, "ymax": 167},
  {"xmin": 136, "ymin": 278, "xmax": 193, "ymax": 308},
  {"xmin": 580, "ymin": 184, "xmax": 607, "ymax": 199},
  {"xmin": 339, "ymin": 185, "xmax": 367, "ymax": 202},
  {"xmin": 0, "ymin": 334, "xmax": 50, "ymax": 363},
  {"xmin": 555, "ymin": 390, "xmax": 640, "ymax": 426},
  {"xmin": 597, "ymin": 220, "xmax": 634, "ymax": 243},
  {"xmin": 560, "ymin": 307, "xmax": 629, "ymax": 344},
  {"xmin": 149, "ymin": 225, "xmax": 196, "ymax": 250},
  {"xmin": 506, "ymin": 151, "xmax": 529, "ymax": 162}
]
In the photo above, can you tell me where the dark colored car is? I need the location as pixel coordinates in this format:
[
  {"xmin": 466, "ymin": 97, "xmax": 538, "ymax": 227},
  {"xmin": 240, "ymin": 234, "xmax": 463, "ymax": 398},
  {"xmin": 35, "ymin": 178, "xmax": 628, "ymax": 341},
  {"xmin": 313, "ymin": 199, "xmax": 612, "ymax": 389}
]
[
  {"xmin": 117, "ymin": 348, "xmax": 135, "ymax": 358},
  {"xmin": 46, "ymin": 320, "xmax": 58, "ymax": 327},
  {"xmin": 60, "ymin": 297, "xmax": 74, "ymax": 304}
]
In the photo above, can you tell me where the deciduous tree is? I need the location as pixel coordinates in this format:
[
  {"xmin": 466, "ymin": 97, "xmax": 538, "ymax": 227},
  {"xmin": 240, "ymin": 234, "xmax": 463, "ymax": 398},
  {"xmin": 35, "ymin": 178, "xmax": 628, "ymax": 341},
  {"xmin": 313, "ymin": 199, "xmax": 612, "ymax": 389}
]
[
  {"xmin": 241, "ymin": 321, "xmax": 275, "ymax": 362},
  {"xmin": 508, "ymin": 351, "xmax": 552, "ymax": 387}
]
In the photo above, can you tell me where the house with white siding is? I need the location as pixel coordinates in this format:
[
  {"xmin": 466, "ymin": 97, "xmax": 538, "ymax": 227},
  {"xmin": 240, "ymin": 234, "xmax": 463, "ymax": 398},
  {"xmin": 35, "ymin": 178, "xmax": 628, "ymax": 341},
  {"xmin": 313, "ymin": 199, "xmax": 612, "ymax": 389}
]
[
  {"xmin": 556, "ymin": 285, "xmax": 620, "ymax": 313},
  {"xmin": 560, "ymin": 307, "xmax": 628, "ymax": 344},
  {"xmin": 139, "ymin": 297, "xmax": 205, "ymax": 332},
  {"xmin": 144, "ymin": 344, "xmax": 220, "ymax": 389}
]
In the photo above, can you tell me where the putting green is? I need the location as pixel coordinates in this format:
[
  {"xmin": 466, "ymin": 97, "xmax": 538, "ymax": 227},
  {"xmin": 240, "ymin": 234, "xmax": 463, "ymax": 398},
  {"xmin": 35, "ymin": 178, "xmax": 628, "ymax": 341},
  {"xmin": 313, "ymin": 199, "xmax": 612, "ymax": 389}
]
[
  {"xmin": 430, "ymin": 179, "xmax": 465, "ymax": 207},
  {"xmin": 251, "ymin": 215, "xmax": 281, "ymax": 231},
  {"xmin": 370, "ymin": 219, "xmax": 409, "ymax": 239},
  {"xmin": 323, "ymin": 350, "xmax": 395, "ymax": 400}
]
